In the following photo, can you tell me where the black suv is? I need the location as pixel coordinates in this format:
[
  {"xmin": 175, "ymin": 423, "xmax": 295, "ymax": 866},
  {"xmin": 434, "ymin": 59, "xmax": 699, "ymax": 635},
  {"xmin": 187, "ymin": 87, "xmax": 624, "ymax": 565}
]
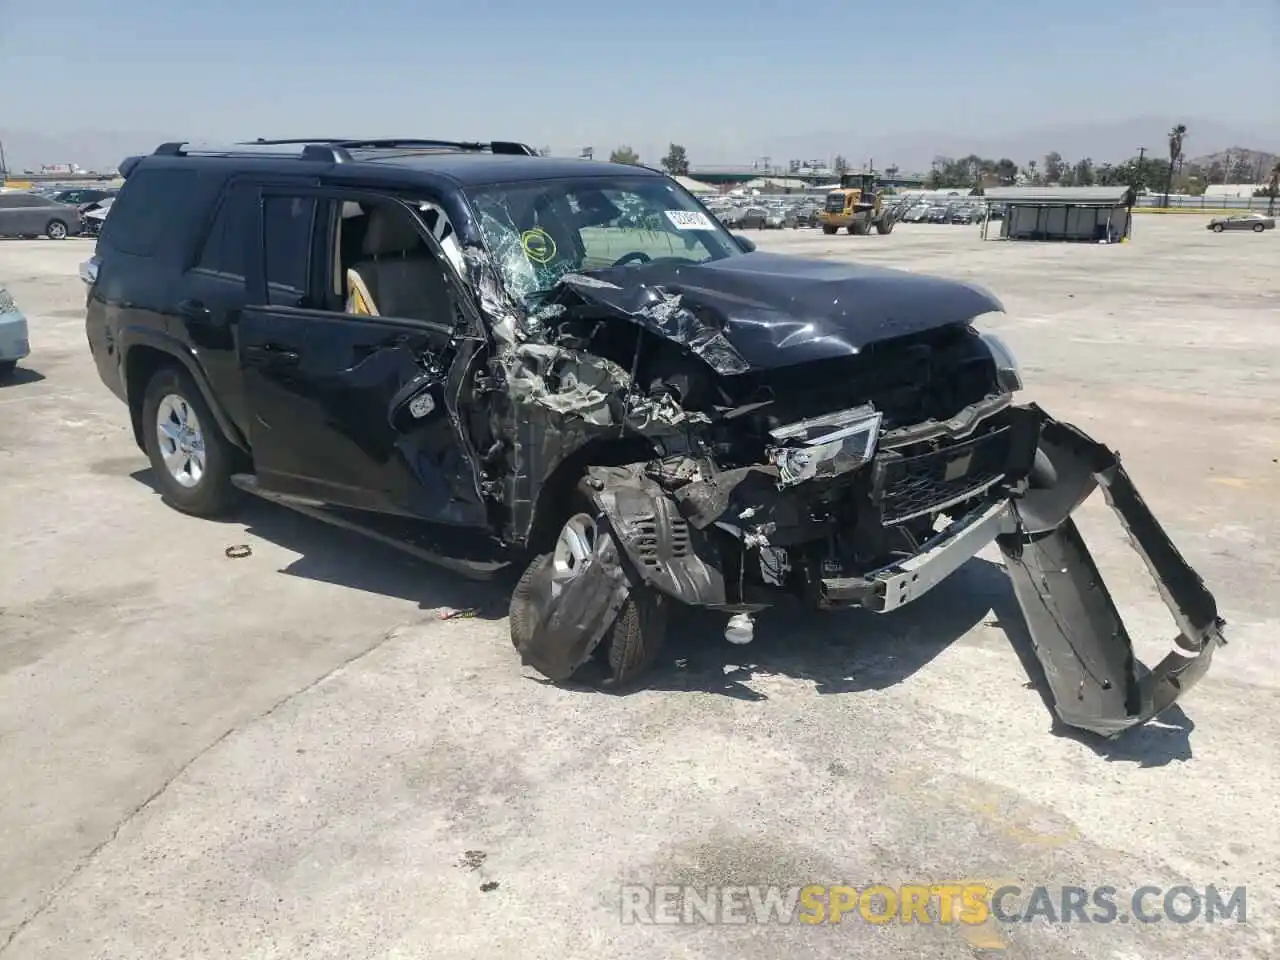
[{"xmin": 82, "ymin": 138, "xmax": 1223, "ymax": 736}]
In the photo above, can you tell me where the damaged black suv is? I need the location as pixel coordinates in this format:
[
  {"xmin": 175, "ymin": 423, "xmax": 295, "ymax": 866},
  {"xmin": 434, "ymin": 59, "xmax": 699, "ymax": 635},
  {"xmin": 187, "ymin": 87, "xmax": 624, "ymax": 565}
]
[{"xmin": 83, "ymin": 138, "xmax": 1224, "ymax": 737}]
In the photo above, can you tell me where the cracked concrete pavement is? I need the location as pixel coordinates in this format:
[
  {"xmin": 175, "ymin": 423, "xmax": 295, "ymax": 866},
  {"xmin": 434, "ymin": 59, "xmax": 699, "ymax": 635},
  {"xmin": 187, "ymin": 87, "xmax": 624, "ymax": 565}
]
[{"xmin": 1, "ymin": 218, "xmax": 1277, "ymax": 958}]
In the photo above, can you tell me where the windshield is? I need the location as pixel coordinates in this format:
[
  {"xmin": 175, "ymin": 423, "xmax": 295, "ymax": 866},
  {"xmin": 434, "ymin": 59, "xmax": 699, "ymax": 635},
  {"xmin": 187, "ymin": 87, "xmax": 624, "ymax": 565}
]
[{"xmin": 465, "ymin": 175, "xmax": 741, "ymax": 305}]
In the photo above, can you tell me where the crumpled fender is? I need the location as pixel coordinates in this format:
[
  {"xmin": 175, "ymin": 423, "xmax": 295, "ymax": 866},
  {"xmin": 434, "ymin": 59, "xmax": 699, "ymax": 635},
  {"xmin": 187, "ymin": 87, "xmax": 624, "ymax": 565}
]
[
  {"xmin": 582, "ymin": 465, "xmax": 728, "ymax": 607},
  {"xmin": 998, "ymin": 406, "xmax": 1226, "ymax": 738}
]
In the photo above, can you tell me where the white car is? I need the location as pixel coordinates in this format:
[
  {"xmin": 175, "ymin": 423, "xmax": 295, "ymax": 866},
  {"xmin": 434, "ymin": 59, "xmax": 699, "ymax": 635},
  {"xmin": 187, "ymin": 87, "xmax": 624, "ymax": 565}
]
[{"xmin": 0, "ymin": 283, "xmax": 30, "ymax": 377}]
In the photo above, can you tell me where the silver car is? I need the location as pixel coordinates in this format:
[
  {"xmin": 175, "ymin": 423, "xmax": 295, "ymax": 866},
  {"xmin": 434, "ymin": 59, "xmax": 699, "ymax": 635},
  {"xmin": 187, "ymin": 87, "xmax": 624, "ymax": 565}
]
[
  {"xmin": 1207, "ymin": 212, "xmax": 1275, "ymax": 233},
  {"xmin": 0, "ymin": 191, "xmax": 84, "ymax": 239},
  {"xmin": 0, "ymin": 283, "xmax": 30, "ymax": 376}
]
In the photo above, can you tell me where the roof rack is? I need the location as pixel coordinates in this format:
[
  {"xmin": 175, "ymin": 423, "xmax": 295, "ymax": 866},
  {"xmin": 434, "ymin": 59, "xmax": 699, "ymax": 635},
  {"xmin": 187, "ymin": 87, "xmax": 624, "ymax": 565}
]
[{"xmin": 151, "ymin": 138, "xmax": 541, "ymax": 164}]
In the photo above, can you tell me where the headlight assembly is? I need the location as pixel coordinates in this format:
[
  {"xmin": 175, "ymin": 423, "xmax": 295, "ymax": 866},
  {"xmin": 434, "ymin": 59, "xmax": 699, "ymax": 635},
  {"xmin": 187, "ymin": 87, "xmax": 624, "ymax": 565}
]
[{"xmin": 980, "ymin": 331, "xmax": 1023, "ymax": 393}]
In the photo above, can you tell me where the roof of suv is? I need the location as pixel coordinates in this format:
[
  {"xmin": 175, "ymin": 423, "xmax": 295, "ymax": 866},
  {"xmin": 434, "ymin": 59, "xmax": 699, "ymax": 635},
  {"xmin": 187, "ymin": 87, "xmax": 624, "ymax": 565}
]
[
  {"xmin": 362, "ymin": 151, "xmax": 664, "ymax": 186},
  {"xmin": 133, "ymin": 141, "xmax": 666, "ymax": 188}
]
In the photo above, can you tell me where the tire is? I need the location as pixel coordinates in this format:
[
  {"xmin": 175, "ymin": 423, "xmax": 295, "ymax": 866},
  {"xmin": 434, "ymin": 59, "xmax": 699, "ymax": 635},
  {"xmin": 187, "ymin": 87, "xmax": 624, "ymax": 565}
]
[
  {"xmin": 510, "ymin": 484, "xmax": 668, "ymax": 690},
  {"xmin": 821, "ymin": 225, "xmax": 837, "ymax": 235},
  {"xmin": 1253, "ymin": 223, "xmax": 1265, "ymax": 233},
  {"xmin": 45, "ymin": 220, "xmax": 68, "ymax": 240},
  {"xmin": 851, "ymin": 219, "xmax": 869, "ymax": 235},
  {"xmin": 876, "ymin": 218, "xmax": 895, "ymax": 235},
  {"xmin": 141, "ymin": 366, "xmax": 239, "ymax": 516},
  {"xmin": 0, "ymin": 359, "xmax": 16, "ymax": 379},
  {"xmin": 1211, "ymin": 223, "xmax": 1224, "ymax": 233}
]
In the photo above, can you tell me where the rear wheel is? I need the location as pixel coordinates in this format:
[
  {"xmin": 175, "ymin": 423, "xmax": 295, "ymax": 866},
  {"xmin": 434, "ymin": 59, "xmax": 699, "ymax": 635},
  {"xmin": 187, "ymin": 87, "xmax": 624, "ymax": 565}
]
[
  {"xmin": 1211, "ymin": 223, "xmax": 1224, "ymax": 232},
  {"xmin": 851, "ymin": 219, "xmax": 869, "ymax": 235},
  {"xmin": 510, "ymin": 485, "xmax": 668, "ymax": 689},
  {"xmin": 821, "ymin": 224, "xmax": 837, "ymax": 235},
  {"xmin": 45, "ymin": 220, "xmax": 68, "ymax": 240},
  {"xmin": 1253, "ymin": 223, "xmax": 1265, "ymax": 233},
  {"xmin": 876, "ymin": 218, "xmax": 895, "ymax": 235},
  {"xmin": 141, "ymin": 367, "xmax": 239, "ymax": 516}
]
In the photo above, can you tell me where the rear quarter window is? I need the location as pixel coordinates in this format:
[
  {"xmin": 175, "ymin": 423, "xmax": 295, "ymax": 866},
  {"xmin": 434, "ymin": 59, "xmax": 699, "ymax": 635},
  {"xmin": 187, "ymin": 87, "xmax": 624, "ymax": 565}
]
[{"xmin": 99, "ymin": 166, "xmax": 201, "ymax": 257}]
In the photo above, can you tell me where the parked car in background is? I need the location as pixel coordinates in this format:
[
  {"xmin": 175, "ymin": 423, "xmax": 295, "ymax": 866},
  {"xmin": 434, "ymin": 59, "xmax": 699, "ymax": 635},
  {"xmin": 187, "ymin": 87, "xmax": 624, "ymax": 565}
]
[
  {"xmin": 950, "ymin": 205, "xmax": 979, "ymax": 225},
  {"xmin": 53, "ymin": 187, "xmax": 117, "ymax": 207},
  {"xmin": 81, "ymin": 197, "xmax": 115, "ymax": 237},
  {"xmin": 0, "ymin": 192, "xmax": 84, "ymax": 239},
  {"xmin": 902, "ymin": 203, "xmax": 931, "ymax": 223},
  {"xmin": 926, "ymin": 204, "xmax": 951, "ymax": 223},
  {"xmin": 1207, "ymin": 212, "xmax": 1275, "ymax": 233},
  {"xmin": 0, "ymin": 283, "xmax": 31, "ymax": 377}
]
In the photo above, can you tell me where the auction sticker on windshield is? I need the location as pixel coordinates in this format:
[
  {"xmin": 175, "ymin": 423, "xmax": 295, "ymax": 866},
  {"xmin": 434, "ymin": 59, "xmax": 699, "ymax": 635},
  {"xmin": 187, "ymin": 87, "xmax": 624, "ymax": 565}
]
[{"xmin": 665, "ymin": 210, "xmax": 715, "ymax": 231}]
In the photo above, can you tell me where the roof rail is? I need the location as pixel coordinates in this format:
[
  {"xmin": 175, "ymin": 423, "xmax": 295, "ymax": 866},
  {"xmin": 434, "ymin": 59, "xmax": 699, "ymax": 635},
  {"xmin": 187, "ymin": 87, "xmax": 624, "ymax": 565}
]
[
  {"xmin": 153, "ymin": 141, "xmax": 348, "ymax": 162},
  {"xmin": 331, "ymin": 139, "xmax": 539, "ymax": 156},
  {"xmin": 150, "ymin": 138, "xmax": 542, "ymax": 163}
]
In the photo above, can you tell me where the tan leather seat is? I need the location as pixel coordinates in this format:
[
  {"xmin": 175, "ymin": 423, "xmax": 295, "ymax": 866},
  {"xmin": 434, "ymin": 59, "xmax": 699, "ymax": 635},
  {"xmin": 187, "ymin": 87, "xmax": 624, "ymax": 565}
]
[{"xmin": 346, "ymin": 207, "xmax": 451, "ymax": 323}]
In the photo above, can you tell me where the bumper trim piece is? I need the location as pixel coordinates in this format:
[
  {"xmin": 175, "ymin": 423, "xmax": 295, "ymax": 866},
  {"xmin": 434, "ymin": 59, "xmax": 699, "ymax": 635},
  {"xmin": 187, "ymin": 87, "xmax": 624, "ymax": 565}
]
[
  {"xmin": 823, "ymin": 498, "xmax": 1015, "ymax": 611},
  {"xmin": 997, "ymin": 413, "xmax": 1226, "ymax": 738}
]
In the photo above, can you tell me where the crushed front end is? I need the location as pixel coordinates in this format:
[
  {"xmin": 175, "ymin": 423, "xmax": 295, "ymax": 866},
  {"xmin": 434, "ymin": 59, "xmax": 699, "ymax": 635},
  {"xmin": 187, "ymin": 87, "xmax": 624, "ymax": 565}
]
[{"xmin": 478, "ymin": 261, "xmax": 1223, "ymax": 738}]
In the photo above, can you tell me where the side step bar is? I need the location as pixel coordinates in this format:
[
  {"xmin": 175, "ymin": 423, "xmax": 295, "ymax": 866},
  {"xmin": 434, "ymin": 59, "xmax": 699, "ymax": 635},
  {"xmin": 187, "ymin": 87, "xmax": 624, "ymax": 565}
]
[{"xmin": 230, "ymin": 474, "xmax": 509, "ymax": 581}]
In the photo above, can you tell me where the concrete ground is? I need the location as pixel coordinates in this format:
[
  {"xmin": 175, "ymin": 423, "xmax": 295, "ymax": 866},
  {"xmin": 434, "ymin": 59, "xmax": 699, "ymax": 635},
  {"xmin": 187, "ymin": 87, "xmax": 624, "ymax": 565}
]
[{"xmin": 1, "ymin": 216, "xmax": 1276, "ymax": 959}]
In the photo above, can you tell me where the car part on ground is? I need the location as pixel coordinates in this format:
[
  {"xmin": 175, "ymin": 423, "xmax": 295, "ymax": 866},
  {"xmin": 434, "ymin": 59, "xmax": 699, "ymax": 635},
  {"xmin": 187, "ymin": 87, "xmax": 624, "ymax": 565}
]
[{"xmin": 83, "ymin": 138, "xmax": 1225, "ymax": 740}]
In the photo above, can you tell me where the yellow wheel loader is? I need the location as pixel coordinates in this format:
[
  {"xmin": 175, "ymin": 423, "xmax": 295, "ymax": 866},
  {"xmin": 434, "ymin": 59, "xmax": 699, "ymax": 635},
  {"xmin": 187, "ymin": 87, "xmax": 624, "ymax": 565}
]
[{"xmin": 818, "ymin": 173, "xmax": 896, "ymax": 236}]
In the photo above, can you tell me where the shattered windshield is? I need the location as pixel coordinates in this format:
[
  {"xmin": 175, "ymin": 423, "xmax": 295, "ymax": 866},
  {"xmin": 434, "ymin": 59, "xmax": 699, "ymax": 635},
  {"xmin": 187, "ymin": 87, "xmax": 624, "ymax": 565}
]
[{"xmin": 465, "ymin": 176, "xmax": 741, "ymax": 305}]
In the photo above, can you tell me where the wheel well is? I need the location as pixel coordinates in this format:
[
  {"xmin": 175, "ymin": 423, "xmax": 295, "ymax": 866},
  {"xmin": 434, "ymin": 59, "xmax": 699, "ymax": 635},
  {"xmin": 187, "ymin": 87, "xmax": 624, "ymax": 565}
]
[
  {"xmin": 525, "ymin": 437, "xmax": 655, "ymax": 552},
  {"xmin": 124, "ymin": 346, "xmax": 182, "ymax": 450}
]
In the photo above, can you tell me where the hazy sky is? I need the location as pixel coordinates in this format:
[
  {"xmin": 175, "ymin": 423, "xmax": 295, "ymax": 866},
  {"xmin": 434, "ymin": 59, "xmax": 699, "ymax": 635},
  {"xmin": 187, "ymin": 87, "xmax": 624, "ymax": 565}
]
[{"xmin": 2, "ymin": 0, "xmax": 1276, "ymax": 160}]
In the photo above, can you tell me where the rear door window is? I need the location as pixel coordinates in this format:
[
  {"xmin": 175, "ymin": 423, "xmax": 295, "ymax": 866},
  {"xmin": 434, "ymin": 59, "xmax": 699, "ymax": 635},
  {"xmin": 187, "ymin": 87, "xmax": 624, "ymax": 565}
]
[{"xmin": 262, "ymin": 195, "xmax": 316, "ymax": 304}]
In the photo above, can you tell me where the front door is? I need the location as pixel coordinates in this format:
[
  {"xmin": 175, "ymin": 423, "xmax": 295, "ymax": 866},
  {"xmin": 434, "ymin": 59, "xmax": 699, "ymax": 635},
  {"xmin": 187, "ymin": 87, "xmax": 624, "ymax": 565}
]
[{"xmin": 238, "ymin": 187, "xmax": 489, "ymax": 526}]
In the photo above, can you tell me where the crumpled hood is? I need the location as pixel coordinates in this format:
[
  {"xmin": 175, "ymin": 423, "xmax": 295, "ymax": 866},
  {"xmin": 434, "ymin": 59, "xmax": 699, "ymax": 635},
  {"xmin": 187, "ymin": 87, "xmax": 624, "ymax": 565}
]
[{"xmin": 556, "ymin": 253, "xmax": 1005, "ymax": 374}]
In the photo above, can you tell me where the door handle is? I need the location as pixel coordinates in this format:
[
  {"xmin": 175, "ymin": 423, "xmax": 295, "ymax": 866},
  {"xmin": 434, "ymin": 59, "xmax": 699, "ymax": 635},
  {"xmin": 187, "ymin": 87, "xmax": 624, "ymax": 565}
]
[
  {"xmin": 245, "ymin": 343, "xmax": 301, "ymax": 367},
  {"xmin": 177, "ymin": 298, "xmax": 211, "ymax": 323}
]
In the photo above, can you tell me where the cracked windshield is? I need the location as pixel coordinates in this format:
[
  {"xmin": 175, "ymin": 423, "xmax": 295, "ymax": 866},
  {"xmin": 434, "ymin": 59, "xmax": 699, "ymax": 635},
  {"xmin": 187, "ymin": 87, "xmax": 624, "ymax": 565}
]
[{"xmin": 466, "ymin": 177, "xmax": 741, "ymax": 304}]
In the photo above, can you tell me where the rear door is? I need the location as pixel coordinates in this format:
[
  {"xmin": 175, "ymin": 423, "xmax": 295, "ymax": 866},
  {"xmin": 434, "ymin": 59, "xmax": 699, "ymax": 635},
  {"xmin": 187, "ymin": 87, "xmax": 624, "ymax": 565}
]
[{"xmin": 238, "ymin": 185, "xmax": 489, "ymax": 526}]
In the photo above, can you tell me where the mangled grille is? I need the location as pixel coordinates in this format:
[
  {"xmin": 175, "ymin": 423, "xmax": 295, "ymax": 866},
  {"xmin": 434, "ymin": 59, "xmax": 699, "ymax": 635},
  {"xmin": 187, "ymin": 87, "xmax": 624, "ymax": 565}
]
[{"xmin": 873, "ymin": 426, "xmax": 1012, "ymax": 525}]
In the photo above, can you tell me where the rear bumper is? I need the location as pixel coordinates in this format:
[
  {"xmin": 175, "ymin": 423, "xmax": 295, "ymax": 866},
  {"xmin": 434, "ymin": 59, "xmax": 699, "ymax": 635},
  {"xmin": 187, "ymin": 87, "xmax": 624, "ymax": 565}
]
[{"xmin": 0, "ymin": 310, "xmax": 30, "ymax": 362}]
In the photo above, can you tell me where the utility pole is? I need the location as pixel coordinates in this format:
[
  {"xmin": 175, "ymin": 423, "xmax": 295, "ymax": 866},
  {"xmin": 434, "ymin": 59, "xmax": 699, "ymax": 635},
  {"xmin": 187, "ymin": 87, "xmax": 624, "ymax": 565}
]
[
  {"xmin": 1135, "ymin": 146, "xmax": 1146, "ymax": 193},
  {"xmin": 0, "ymin": 138, "xmax": 7, "ymax": 180}
]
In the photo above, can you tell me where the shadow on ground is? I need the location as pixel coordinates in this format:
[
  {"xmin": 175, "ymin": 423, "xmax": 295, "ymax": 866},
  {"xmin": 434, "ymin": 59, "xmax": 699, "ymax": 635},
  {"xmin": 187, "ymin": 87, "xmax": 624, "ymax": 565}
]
[
  {"xmin": 125, "ymin": 465, "xmax": 1195, "ymax": 765},
  {"xmin": 0, "ymin": 365, "xmax": 46, "ymax": 386},
  {"xmin": 126, "ymin": 468, "xmax": 511, "ymax": 620}
]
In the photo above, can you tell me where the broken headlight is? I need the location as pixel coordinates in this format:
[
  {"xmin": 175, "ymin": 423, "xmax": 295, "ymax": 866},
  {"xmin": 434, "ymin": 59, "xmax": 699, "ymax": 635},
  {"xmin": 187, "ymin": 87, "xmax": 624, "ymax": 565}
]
[
  {"xmin": 768, "ymin": 405, "xmax": 883, "ymax": 488},
  {"xmin": 980, "ymin": 332, "xmax": 1023, "ymax": 393}
]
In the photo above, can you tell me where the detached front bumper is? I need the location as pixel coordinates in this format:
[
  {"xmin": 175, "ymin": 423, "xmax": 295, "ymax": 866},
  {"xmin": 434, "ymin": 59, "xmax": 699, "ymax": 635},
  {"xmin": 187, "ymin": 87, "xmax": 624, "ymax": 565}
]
[{"xmin": 995, "ymin": 410, "xmax": 1225, "ymax": 737}]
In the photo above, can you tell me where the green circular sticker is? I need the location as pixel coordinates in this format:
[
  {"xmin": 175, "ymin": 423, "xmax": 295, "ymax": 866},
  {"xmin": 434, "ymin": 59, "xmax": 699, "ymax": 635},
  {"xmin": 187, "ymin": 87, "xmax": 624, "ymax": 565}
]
[{"xmin": 521, "ymin": 228, "xmax": 556, "ymax": 263}]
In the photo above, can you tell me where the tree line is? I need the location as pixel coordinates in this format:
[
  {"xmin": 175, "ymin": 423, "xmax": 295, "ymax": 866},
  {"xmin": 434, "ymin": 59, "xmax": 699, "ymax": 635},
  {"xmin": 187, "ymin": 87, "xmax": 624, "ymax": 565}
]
[{"xmin": 604, "ymin": 126, "xmax": 1278, "ymax": 212}]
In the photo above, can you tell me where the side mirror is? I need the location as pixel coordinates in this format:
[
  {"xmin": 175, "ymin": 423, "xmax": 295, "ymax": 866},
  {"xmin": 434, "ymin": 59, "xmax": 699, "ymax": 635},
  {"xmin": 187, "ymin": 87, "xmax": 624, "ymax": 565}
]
[{"xmin": 733, "ymin": 234, "xmax": 757, "ymax": 253}]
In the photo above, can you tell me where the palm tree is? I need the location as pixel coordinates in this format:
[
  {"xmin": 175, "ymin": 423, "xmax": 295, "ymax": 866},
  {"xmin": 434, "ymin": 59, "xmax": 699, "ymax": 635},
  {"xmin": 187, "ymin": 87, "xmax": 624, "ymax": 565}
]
[
  {"xmin": 1268, "ymin": 161, "xmax": 1279, "ymax": 216},
  {"xmin": 1164, "ymin": 123, "xmax": 1187, "ymax": 207}
]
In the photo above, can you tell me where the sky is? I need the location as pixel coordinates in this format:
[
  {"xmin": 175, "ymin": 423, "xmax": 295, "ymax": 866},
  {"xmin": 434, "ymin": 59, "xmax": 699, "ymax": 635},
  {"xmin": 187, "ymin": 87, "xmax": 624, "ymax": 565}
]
[{"xmin": 1, "ymin": 0, "xmax": 1276, "ymax": 164}]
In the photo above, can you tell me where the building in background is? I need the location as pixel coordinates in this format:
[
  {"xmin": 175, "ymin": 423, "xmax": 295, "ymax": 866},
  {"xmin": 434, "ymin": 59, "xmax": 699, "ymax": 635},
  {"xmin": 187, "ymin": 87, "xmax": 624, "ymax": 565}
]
[{"xmin": 980, "ymin": 186, "xmax": 1135, "ymax": 242}]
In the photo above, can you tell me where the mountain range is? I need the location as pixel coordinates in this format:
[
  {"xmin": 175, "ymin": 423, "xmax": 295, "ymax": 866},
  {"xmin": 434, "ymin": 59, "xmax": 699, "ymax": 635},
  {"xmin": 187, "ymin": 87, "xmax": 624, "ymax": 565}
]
[{"xmin": 3, "ymin": 117, "xmax": 1278, "ymax": 176}]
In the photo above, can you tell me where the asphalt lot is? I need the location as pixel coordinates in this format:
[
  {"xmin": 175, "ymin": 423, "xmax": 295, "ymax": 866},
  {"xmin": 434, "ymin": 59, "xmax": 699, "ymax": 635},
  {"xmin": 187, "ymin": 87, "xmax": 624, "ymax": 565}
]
[{"xmin": 1, "ymin": 217, "xmax": 1277, "ymax": 959}]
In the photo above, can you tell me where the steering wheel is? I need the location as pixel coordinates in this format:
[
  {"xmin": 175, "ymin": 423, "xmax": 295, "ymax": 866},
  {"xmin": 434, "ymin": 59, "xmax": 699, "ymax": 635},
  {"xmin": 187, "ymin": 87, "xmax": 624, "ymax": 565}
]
[{"xmin": 612, "ymin": 251, "xmax": 652, "ymax": 267}]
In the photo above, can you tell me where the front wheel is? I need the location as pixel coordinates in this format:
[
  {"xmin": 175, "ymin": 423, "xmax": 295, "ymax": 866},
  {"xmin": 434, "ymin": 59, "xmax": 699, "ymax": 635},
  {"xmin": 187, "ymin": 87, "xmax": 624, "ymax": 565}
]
[
  {"xmin": 1253, "ymin": 223, "xmax": 1265, "ymax": 233},
  {"xmin": 1211, "ymin": 223, "xmax": 1225, "ymax": 233},
  {"xmin": 141, "ymin": 367, "xmax": 239, "ymax": 516},
  {"xmin": 510, "ymin": 492, "xmax": 668, "ymax": 689},
  {"xmin": 821, "ymin": 225, "xmax": 837, "ymax": 235},
  {"xmin": 45, "ymin": 220, "xmax": 68, "ymax": 240}
]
